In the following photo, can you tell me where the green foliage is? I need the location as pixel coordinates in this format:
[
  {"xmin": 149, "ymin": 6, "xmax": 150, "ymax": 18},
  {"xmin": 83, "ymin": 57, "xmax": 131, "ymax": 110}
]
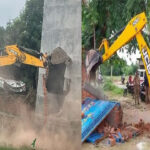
[
  {"xmin": 82, "ymin": 1, "xmax": 99, "ymax": 49},
  {"xmin": 124, "ymin": 63, "xmax": 138, "ymax": 75},
  {"xmin": 103, "ymin": 78, "xmax": 123, "ymax": 95},
  {"xmin": 100, "ymin": 55, "xmax": 127, "ymax": 76},
  {"xmin": 0, "ymin": 147, "xmax": 16, "ymax": 150},
  {"xmin": 101, "ymin": 60, "xmax": 138, "ymax": 76},
  {"xmin": 82, "ymin": 0, "xmax": 147, "ymax": 76},
  {"xmin": 0, "ymin": 145, "xmax": 32, "ymax": 150},
  {"xmin": 147, "ymin": 0, "xmax": 150, "ymax": 30},
  {"xmin": 4, "ymin": 0, "xmax": 44, "ymax": 50},
  {"xmin": 19, "ymin": 0, "xmax": 44, "ymax": 50},
  {"xmin": 82, "ymin": 0, "xmax": 147, "ymax": 52},
  {"xmin": 103, "ymin": 79, "xmax": 116, "ymax": 91},
  {"xmin": 0, "ymin": 27, "xmax": 6, "ymax": 48},
  {"xmin": 100, "ymin": 53, "xmax": 138, "ymax": 76}
]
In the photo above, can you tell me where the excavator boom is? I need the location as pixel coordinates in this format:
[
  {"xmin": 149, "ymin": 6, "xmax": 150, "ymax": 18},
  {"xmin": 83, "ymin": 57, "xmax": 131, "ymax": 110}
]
[
  {"xmin": 99, "ymin": 12, "xmax": 147, "ymax": 62},
  {"xmin": 97, "ymin": 12, "xmax": 150, "ymax": 85},
  {"xmin": 0, "ymin": 45, "xmax": 45, "ymax": 68}
]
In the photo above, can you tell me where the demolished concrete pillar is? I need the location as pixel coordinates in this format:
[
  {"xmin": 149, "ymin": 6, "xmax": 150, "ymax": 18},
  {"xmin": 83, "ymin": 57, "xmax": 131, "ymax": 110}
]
[{"xmin": 36, "ymin": 0, "xmax": 81, "ymax": 133}]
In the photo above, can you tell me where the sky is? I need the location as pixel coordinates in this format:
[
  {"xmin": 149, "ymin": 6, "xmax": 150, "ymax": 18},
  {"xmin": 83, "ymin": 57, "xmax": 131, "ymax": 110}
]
[
  {"xmin": 117, "ymin": 27, "xmax": 150, "ymax": 65},
  {"xmin": 0, "ymin": 0, "xmax": 26, "ymax": 27},
  {"xmin": 117, "ymin": 48, "xmax": 141, "ymax": 65}
]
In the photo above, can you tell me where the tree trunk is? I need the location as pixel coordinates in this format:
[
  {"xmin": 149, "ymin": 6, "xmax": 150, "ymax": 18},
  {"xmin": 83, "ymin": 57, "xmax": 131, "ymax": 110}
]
[
  {"xmin": 93, "ymin": 25, "xmax": 96, "ymax": 50},
  {"xmin": 111, "ymin": 65, "xmax": 113, "ymax": 77},
  {"xmin": 82, "ymin": 0, "xmax": 87, "ymax": 5}
]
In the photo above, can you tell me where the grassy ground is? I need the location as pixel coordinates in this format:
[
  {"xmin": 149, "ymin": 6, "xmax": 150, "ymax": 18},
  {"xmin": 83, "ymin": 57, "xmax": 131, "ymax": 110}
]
[
  {"xmin": 104, "ymin": 75, "xmax": 128, "ymax": 82},
  {"xmin": 0, "ymin": 146, "xmax": 32, "ymax": 150},
  {"xmin": 103, "ymin": 76, "xmax": 123, "ymax": 95}
]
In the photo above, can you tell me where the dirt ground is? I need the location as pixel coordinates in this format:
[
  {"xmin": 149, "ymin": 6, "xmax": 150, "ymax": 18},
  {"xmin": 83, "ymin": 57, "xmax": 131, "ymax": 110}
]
[
  {"xmin": 82, "ymin": 136, "xmax": 150, "ymax": 150},
  {"xmin": 82, "ymin": 80, "xmax": 150, "ymax": 150}
]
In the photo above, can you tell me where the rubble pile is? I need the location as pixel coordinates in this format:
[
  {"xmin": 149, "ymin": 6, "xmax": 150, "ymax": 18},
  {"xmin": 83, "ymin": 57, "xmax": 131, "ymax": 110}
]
[
  {"xmin": 87, "ymin": 119, "xmax": 150, "ymax": 146},
  {"xmin": 82, "ymin": 98, "xmax": 150, "ymax": 147}
]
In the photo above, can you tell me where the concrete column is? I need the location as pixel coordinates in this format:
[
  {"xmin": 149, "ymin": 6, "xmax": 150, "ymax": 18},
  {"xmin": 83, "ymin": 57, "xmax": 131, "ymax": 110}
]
[{"xmin": 36, "ymin": 1, "xmax": 81, "ymax": 147}]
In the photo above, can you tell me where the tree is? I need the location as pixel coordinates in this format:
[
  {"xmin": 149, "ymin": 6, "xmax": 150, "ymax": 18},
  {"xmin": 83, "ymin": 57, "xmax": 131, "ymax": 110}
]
[
  {"xmin": 82, "ymin": 0, "xmax": 127, "ymax": 50},
  {"xmin": 18, "ymin": 0, "xmax": 44, "ymax": 50},
  {"xmin": 82, "ymin": 0, "xmax": 147, "ymax": 53},
  {"xmin": 82, "ymin": 0, "xmax": 149, "ymax": 78},
  {"xmin": 100, "ymin": 55, "xmax": 128, "ymax": 76},
  {"xmin": 0, "ymin": 27, "xmax": 5, "ymax": 48},
  {"xmin": 82, "ymin": 1, "xmax": 99, "ymax": 49},
  {"xmin": 16, "ymin": 0, "xmax": 44, "ymax": 88}
]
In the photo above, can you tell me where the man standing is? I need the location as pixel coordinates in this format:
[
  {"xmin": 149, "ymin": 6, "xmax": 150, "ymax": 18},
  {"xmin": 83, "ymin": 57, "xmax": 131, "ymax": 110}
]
[
  {"xmin": 121, "ymin": 74, "xmax": 125, "ymax": 84},
  {"xmin": 133, "ymin": 71, "xmax": 140, "ymax": 105},
  {"xmin": 144, "ymin": 73, "xmax": 150, "ymax": 104}
]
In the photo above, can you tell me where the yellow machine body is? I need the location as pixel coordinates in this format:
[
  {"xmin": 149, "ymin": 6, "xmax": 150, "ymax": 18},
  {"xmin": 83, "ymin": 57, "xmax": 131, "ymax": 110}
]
[
  {"xmin": 0, "ymin": 45, "xmax": 44, "ymax": 68},
  {"xmin": 99, "ymin": 12, "xmax": 150, "ymax": 85}
]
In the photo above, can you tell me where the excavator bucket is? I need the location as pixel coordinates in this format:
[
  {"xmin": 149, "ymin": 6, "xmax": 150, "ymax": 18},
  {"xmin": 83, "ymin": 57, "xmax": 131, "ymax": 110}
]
[
  {"xmin": 85, "ymin": 49, "xmax": 102, "ymax": 81},
  {"xmin": 42, "ymin": 47, "xmax": 72, "ymax": 122},
  {"xmin": 45, "ymin": 47, "xmax": 72, "ymax": 94}
]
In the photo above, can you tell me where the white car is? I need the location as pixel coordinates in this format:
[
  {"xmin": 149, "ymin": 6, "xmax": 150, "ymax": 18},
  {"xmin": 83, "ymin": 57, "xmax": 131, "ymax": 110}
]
[
  {"xmin": 0, "ymin": 77, "xmax": 26, "ymax": 93},
  {"xmin": 138, "ymin": 69, "xmax": 145, "ymax": 84}
]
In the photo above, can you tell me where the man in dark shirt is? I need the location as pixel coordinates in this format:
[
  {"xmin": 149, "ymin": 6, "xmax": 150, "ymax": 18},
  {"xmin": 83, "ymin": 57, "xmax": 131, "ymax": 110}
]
[
  {"xmin": 144, "ymin": 73, "xmax": 150, "ymax": 103},
  {"xmin": 133, "ymin": 71, "xmax": 140, "ymax": 105}
]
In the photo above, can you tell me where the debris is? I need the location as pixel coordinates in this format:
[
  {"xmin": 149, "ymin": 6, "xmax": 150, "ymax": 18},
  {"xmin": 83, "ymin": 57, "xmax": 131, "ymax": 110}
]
[
  {"xmin": 106, "ymin": 105, "xmax": 123, "ymax": 128},
  {"xmin": 86, "ymin": 132, "xmax": 105, "ymax": 144},
  {"xmin": 108, "ymin": 137, "xmax": 116, "ymax": 146},
  {"xmin": 82, "ymin": 98, "xmax": 150, "ymax": 147},
  {"xmin": 81, "ymin": 98, "xmax": 121, "ymax": 142},
  {"xmin": 81, "ymin": 112, "xmax": 85, "ymax": 119}
]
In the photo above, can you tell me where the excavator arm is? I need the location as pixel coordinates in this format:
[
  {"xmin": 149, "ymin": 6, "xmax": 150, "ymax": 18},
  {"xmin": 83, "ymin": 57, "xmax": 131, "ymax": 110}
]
[
  {"xmin": 0, "ymin": 45, "xmax": 45, "ymax": 68},
  {"xmin": 98, "ymin": 12, "xmax": 150, "ymax": 85},
  {"xmin": 0, "ymin": 55, "xmax": 17, "ymax": 66}
]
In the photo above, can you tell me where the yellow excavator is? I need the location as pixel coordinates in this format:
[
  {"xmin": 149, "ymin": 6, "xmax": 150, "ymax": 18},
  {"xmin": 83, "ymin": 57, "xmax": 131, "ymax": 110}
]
[
  {"xmin": 86, "ymin": 12, "xmax": 150, "ymax": 83},
  {"xmin": 85, "ymin": 12, "xmax": 150, "ymax": 99},
  {"xmin": 0, "ymin": 45, "xmax": 48, "ymax": 68},
  {"xmin": 0, "ymin": 45, "xmax": 49, "ymax": 94},
  {"xmin": 0, "ymin": 45, "xmax": 71, "ymax": 123},
  {"xmin": 0, "ymin": 45, "xmax": 50, "ymax": 122}
]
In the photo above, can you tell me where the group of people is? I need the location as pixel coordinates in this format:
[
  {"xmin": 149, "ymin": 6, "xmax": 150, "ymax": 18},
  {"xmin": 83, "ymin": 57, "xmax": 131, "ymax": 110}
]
[{"xmin": 127, "ymin": 71, "xmax": 150, "ymax": 104}]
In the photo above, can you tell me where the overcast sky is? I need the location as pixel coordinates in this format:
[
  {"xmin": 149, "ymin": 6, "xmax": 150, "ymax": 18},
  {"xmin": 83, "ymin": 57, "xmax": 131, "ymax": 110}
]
[
  {"xmin": 117, "ymin": 47, "xmax": 141, "ymax": 65},
  {"xmin": 0, "ymin": 0, "xmax": 26, "ymax": 27}
]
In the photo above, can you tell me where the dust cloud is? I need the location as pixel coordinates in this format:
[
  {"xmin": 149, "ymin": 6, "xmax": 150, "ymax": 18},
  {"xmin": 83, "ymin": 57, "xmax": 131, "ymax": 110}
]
[{"xmin": 0, "ymin": 99, "xmax": 80, "ymax": 150}]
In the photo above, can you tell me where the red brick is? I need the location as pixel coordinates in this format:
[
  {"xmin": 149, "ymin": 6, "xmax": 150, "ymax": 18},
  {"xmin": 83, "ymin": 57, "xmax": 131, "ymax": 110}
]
[{"xmin": 108, "ymin": 138, "xmax": 116, "ymax": 146}]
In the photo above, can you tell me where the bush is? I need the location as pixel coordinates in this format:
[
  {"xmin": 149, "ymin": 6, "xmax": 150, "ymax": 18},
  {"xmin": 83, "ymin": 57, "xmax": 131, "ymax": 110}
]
[{"xmin": 103, "ymin": 78, "xmax": 123, "ymax": 95}]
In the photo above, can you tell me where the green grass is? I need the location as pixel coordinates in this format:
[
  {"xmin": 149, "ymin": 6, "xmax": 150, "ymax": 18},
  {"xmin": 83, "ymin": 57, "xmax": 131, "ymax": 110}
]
[
  {"xmin": 0, "ymin": 146, "xmax": 33, "ymax": 150},
  {"xmin": 103, "ymin": 78, "xmax": 123, "ymax": 95},
  {"xmin": 104, "ymin": 75, "xmax": 128, "ymax": 82}
]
